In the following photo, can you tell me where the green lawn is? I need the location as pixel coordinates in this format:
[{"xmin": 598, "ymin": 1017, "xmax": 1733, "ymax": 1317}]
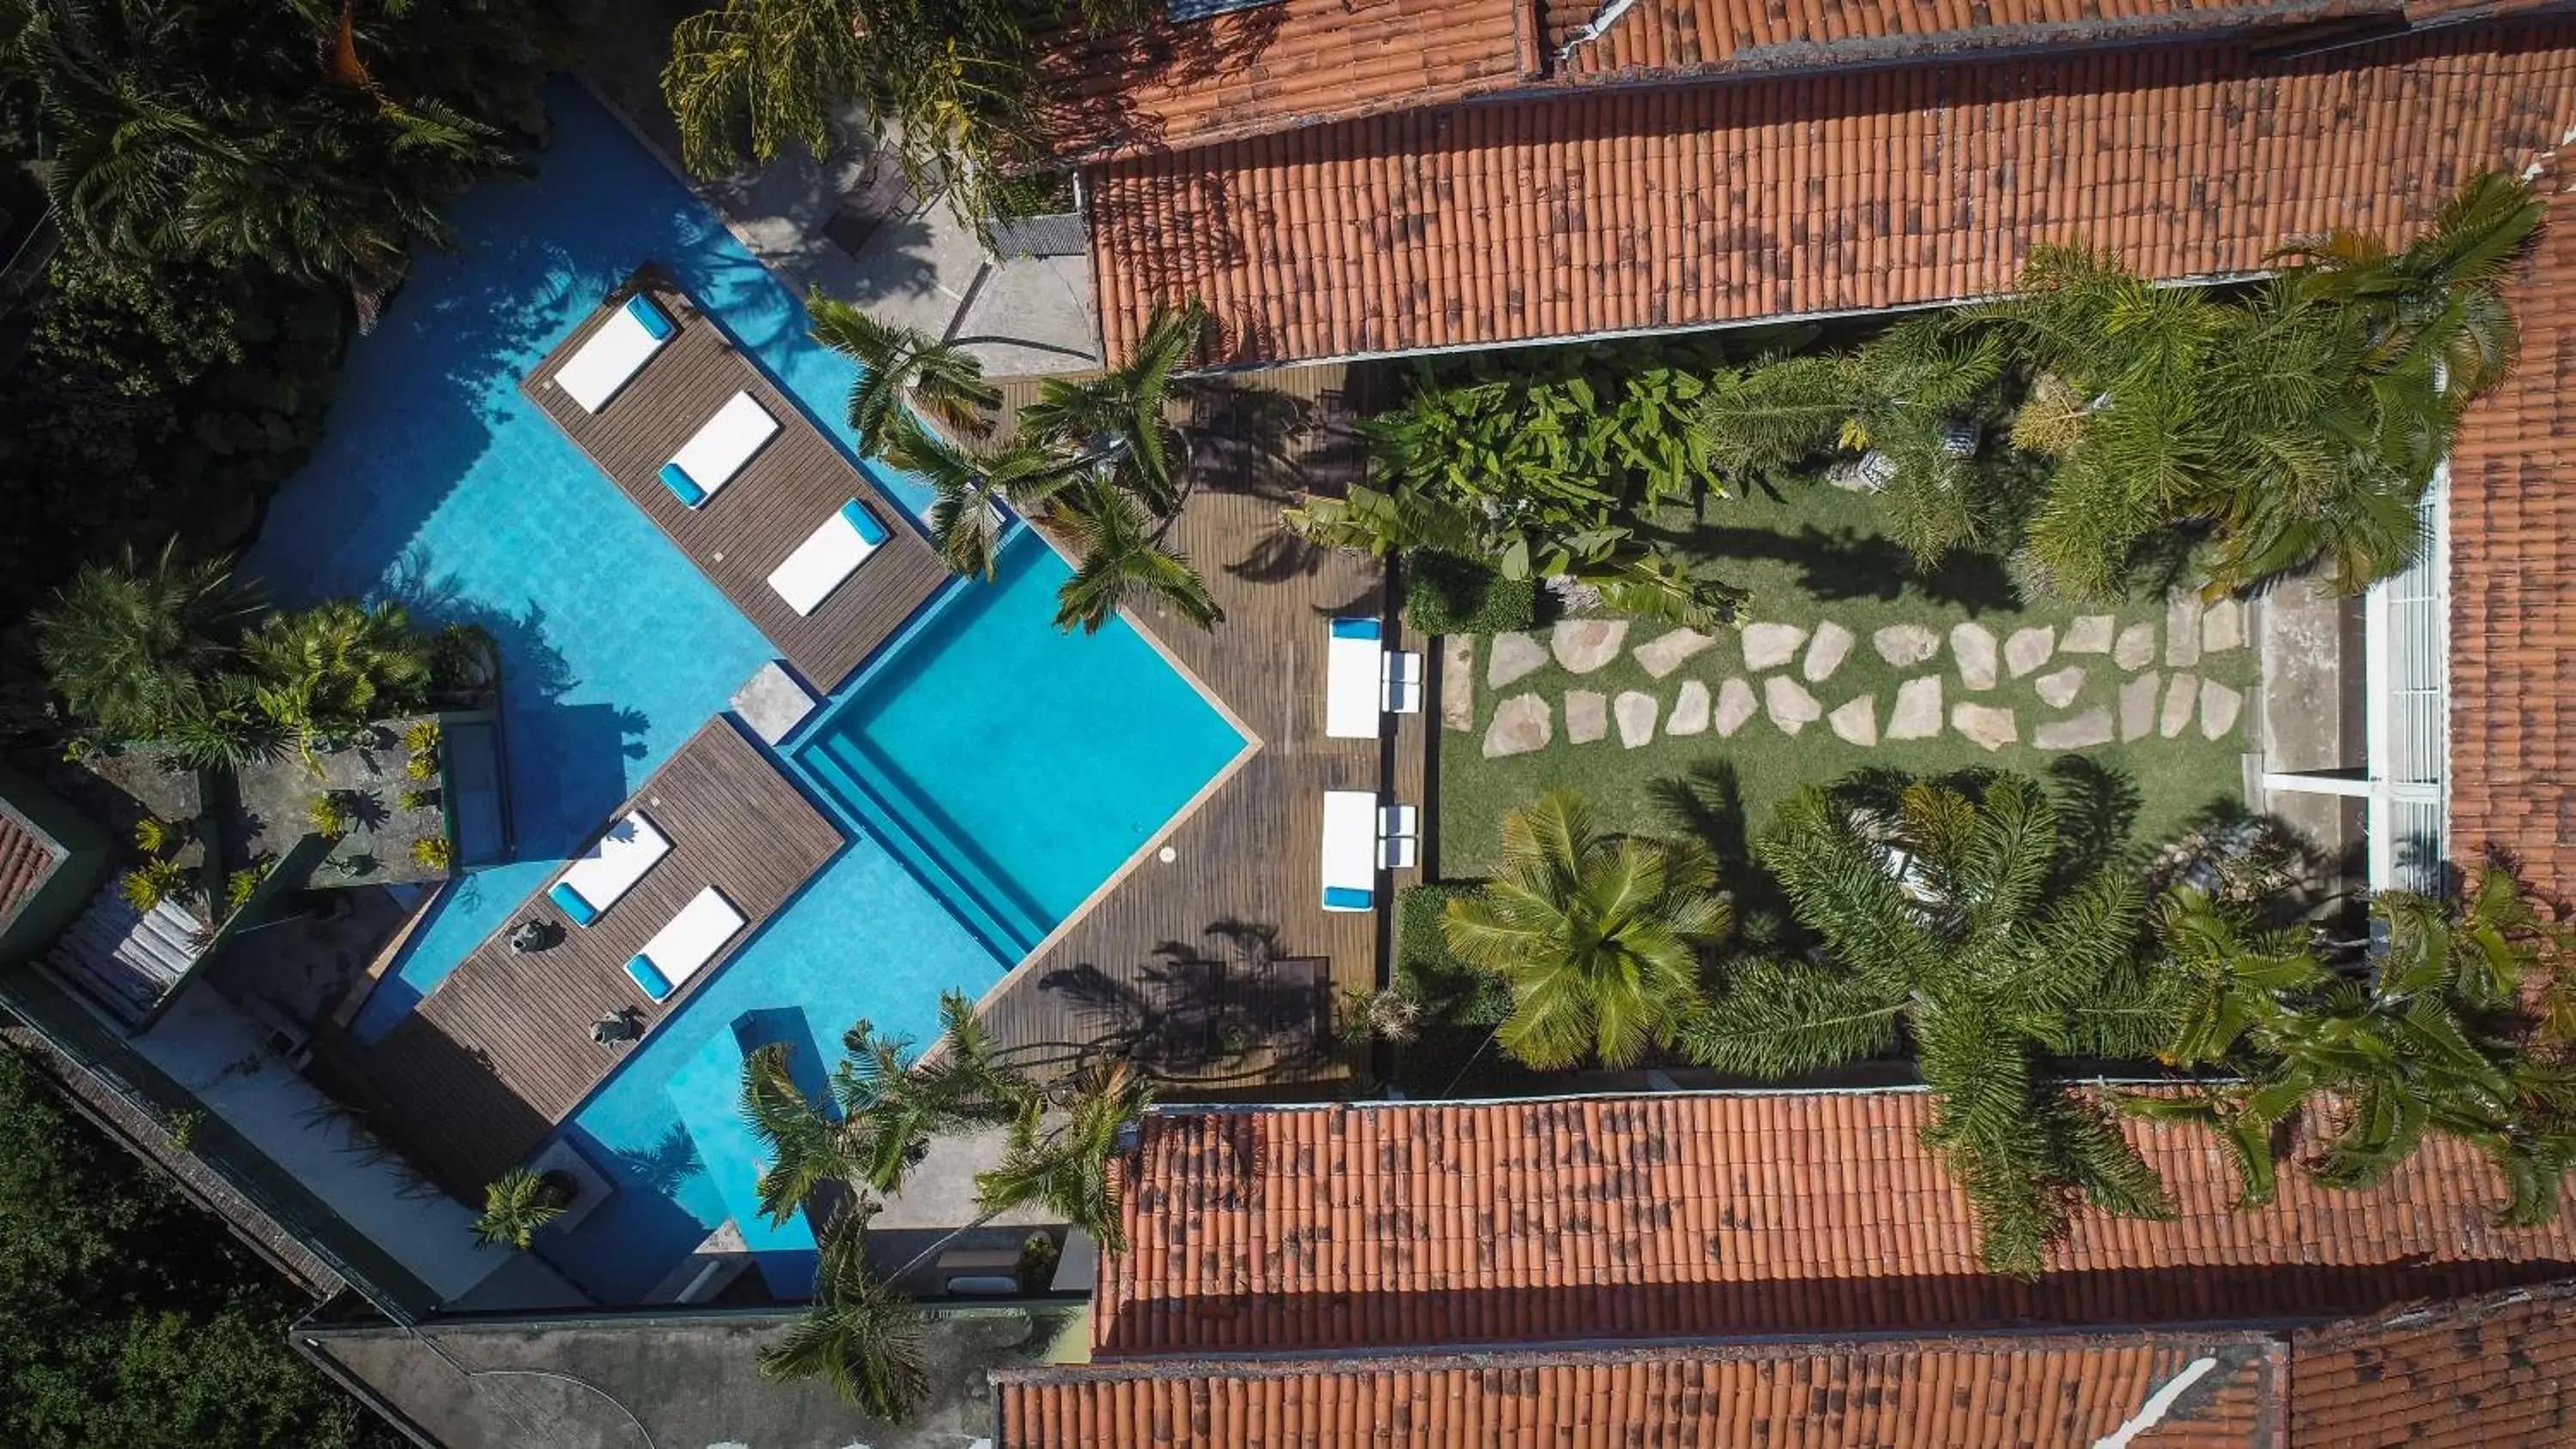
[{"xmin": 1437, "ymin": 485, "xmax": 2259, "ymax": 876}]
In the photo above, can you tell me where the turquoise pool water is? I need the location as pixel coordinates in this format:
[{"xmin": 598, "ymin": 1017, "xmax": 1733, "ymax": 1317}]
[{"xmin": 244, "ymin": 82, "xmax": 1241, "ymax": 1303}]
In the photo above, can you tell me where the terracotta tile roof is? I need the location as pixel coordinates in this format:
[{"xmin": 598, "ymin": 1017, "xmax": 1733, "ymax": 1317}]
[
  {"xmin": 1086, "ymin": 21, "xmax": 2576, "ymax": 366},
  {"xmin": 1095, "ymin": 1093, "xmax": 2576, "ymax": 1356},
  {"xmin": 2289, "ymin": 1279, "xmax": 2576, "ymax": 1446},
  {"xmin": 994, "ymin": 1334, "xmax": 2284, "ymax": 1448},
  {"xmin": 0, "ymin": 799, "xmax": 68, "ymax": 936},
  {"xmin": 2447, "ymin": 149, "xmax": 2576, "ymax": 894}
]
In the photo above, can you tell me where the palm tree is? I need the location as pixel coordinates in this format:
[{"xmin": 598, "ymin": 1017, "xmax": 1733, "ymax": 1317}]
[
  {"xmin": 1681, "ymin": 778, "xmax": 2172, "ymax": 1276},
  {"xmin": 972, "ymin": 1059, "xmax": 1153, "ymax": 1253},
  {"xmin": 471, "ymin": 1166, "xmax": 574, "ymax": 1250},
  {"xmin": 810, "ymin": 298, "xmax": 1001, "ymax": 451},
  {"xmin": 1442, "ymin": 790, "xmax": 1730, "ymax": 1072},
  {"xmin": 2128, "ymin": 867, "xmax": 2576, "ymax": 1222},
  {"xmin": 32, "ymin": 538, "xmax": 256, "ymax": 740},
  {"xmin": 240, "ymin": 599, "xmax": 433, "ymax": 743},
  {"xmin": 1018, "ymin": 300, "xmax": 1208, "ymax": 515},
  {"xmin": 659, "ymin": 0, "xmax": 869, "ymax": 179},
  {"xmin": 1049, "ymin": 481, "xmax": 1224, "ymax": 634},
  {"xmin": 758, "ymin": 1204, "xmax": 930, "ymax": 1421},
  {"xmin": 878, "ymin": 413, "xmax": 1073, "ymax": 578}
]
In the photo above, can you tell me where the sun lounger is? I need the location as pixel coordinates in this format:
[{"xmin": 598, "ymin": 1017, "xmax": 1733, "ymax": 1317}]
[
  {"xmin": 1321, "ymin": 790, "xmax": 1378, "ymax": 911},
  {"xmin": 1325, "ymin": 618, "xmax": 1385, "ymax": 739},
  {"xmin": 623, "ymin": 886, "xmax": 746, "ymax": 1003},
  {"xmin": 658, "ymin": 391, "xmax": 780, "ymax": 506},
  {"xmin": 556, "ymin": 294, "xmax": 676, "ymax": 413},
  {"xmin": 547, "ymin": 811, "xmax": 671, "ymax": 927},
  {"xmin": 767, "ymin": 500, "xmax": 889, "ymax": 615},
  {"xmin": 1382, "ymin": 650, "xmax": 1424, "ymax": 714},
  {"xmin": 1378, "ymin": 803, "xmax": 1420, "ymax": 871}
]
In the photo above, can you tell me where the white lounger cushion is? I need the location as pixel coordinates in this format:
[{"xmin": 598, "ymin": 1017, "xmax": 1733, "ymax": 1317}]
[
  {"xmin": 556, "ymin": 296, "xmax": 673, "ymax": 413},
  {"xmin": 548, "ymin": 812, "xmax": 671, "ymax": 925},
  {"xmin": 1321, "ymin": 790, "xmax": 1378, "ymax": 912},
  {"xmin": 663, "ymin": 391, "xmax": 779, "ymax": 505},
  {"xmin": 1324, "ymin": 618, "xmax": 1385, "ymax": 739},
  {"xmin": 625, "ymin": 887, "xmax": 746, "ymax": 1002},
  {"xmin": 768, "ymin": 500, "xmax": 888, "ymax": 615}
]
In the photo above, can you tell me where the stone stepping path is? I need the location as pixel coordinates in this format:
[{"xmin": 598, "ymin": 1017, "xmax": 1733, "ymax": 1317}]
[{"xmin": 1468, "ymin": 591, "xmax": 2251, "ymax": 760}]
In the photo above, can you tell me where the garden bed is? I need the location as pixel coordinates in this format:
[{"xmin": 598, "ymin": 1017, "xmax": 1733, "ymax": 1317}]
[{"xmin": 1438, "ymin": 484, "xmax": 2260, "ymax": 873}]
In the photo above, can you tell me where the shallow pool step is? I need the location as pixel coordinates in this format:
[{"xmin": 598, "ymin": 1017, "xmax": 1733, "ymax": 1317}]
[
  {"xmin": 667, "ymin": 1020, "xmax": 817, "ymax": 1299},
  {"xmin": 798, "ymin": 737, "xmax": 1046, "ymax": 962}
]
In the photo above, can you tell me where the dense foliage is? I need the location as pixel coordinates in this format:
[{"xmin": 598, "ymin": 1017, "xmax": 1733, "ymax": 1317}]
[
  {"xmin": 0, "ymin": 1051, "xmax": 392, "ymax": 1448},
  {"xmin": 1402, "ymin": 549, "xmax": 1540, "ymax": 635},
  {"xmin": 660, "ymin": 0, "xmax": 1147, "ymax": 233}
]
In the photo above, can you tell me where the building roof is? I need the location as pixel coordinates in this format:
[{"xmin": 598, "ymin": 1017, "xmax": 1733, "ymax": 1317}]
[
  {"xmin": 0, "ymin": 796, "xmax": 70, "ymax": 937},
  {"xmin": 2288, "ymin": 1279, "xmax": 2576, "ymax": 1446},
  {"xmin": 994, "ymin": 1333, "xmax": 2284, "ymax": 1448},
  {"xmin": 1085, "ymin": 20, "xmax": 2576, "ymax": 367},
  {"xmin": 1095, "ymin": 1093, "xmax": 2576, "ymax": 1356},
  {"xmin": 2446, "ymin": 148, "xmax": 2576, "ymax": 894}
]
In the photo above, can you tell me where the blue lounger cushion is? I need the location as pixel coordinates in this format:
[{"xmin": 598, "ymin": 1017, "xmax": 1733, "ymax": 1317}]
[
  {"xmin": 840, "ymin": 499, "xmax": 888, "ymax": 546},
  {"xmin": 1331, "ymin": 617, "xmax": 1382, "ymax": 640},
  {"xmin": 1323, "ymin": 885, "xmax": 1374, "ymax": 910},
  {"xmin": 659, "ymin": 461, "xmax": 708, "ymax": 506},
  {"xmin": 625, "ymin": 955, "xmax": 674, "ymax": 1002},
  {"xmin": 548, "ymin": 880, "xmax": 598, "ymax": 926},
  {"xmin": 624, "ymin": 294, "xmax": 676, "ymax": 341}
]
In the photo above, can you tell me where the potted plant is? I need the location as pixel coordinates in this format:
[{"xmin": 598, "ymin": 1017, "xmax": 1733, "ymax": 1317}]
[{"xmin": 472, "ymin": 1166, "xmax": 579, "ymax": 1250}]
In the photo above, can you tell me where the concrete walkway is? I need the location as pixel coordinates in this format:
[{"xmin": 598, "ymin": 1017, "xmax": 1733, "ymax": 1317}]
[{"xmin": 577, "ymin": 13, "xmax": 1100, "ymax": 376}]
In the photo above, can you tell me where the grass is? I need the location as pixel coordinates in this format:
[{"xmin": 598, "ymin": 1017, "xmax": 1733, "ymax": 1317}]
[{"xmin": 1438, "ymin": 483, "xmax": 2260, "ymax": 873}]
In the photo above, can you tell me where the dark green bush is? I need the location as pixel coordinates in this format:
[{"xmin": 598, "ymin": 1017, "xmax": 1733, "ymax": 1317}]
[
  {"xmin": 1396, "ymin": 882, "xmax": 1510, "ymax": 1028},
  {"xmin": 1402, "ymin": 551, "xmax": 1540, "ymax": 635}
]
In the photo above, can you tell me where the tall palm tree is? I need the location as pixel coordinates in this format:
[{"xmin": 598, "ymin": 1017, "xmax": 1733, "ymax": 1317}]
[
  {"xmin": 32, "ymin": 538, "xmax": 256, "ymax": 740},
  {"xmin": 240, "ymin": 598, "xmax": 433, "ymax": 741},
  {"xmin": 1018, "ymin": 300, "xmax": 1208, "ymax": 514},
  {"xmin": 972, "ymin": 1058, "xmax": 1153, "ymax": 1253},
  {"xmin": 878, "ymin": 413, "xmax": 1074, "ymax": 578},
  {"xmin": 1443, "ymin": 790, "xmax": 1731, "ymax": 1072},
  {"xmin": 810, "ymin": 298, "xmax": 1001, "ymax": 451},
  {"xmin": 758, "ymin": 1204, "xmax": 930, "ymax": 1422},
  {"xmin": 1049, "ymin": 480, "xmax": 1224, "ymax": 634},
  {"xmin": 659, "ymin": 0, "xmax": 869, "ymax": 179},
  {"xmin": 471, "ymin": 1166, "xmax": 574, "ymax": 1250},
  {"xmin": 1681, "ymin": 778, "xmax": 2172, "ymax": 1276},
  {"xmin": 2129, "ymin": 867, "xmax": 2576, "ymax": 1222}
]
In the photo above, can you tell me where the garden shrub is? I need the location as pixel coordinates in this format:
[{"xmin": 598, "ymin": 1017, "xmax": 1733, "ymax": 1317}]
[{"xmin": 1403, "ymin": 550, "xmax": 1540, "ymax": 635}]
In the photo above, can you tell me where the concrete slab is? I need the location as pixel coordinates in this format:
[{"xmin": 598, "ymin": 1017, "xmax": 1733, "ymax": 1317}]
[{"xmin": 731, "ymin": 661, "xmax": 818, "ymax": 744}]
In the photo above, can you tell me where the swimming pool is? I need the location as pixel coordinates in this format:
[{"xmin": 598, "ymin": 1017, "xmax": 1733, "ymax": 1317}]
[{"xmin": 244, "ymin": 81, "xmax": 1244, "ymax": 1303}]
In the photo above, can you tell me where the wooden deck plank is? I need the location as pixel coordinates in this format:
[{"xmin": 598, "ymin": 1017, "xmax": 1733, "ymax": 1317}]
[
  {"xmin": 969, "ymin": 364, "xmax": 1411, "ymax": 1087},
  {"xmin": 519, "ymin": 272, "xmax": 951, "ymax": 692},
  {"xmin": 308, "ymin": 718, "xmax": 844, "ymax": 1193}
]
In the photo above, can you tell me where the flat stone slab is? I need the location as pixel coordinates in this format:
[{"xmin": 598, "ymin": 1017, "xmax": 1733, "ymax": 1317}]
[
  {"xmin": 2113, "ymin": 622, "xmax": 2157, "ymax": 671},
  {"xmin": 1765, "ymin": 676, "xmax": 1822, "ymax": 734},
  {"xmin": 2033, "ymin": 706, "xmax": 2115, "ymax": 750},
  {"xmin": 2062, "ymin": 615, "xmax": 2115, "ymax": 653},
  {"xmin": 1615, "ymin": 691, "xmax": 1660, "ymax": 748},
  {"xmin": 1715, "ymin": 677, "xmax": 1758, "ymax": 737},
  {"xmin": 1484, "ymin": 693, "xmax": 1552, "ymax": 757},
  {"xmin": 1668, "ymin": 680, "xmax": 1710, "ymax": 737},
  {"xmin": 2160, "ymin": 672, "xmax": 2199, "ymax": 738},
  {"xmin": 732, "ymin": 661, "xmax": 818, "ymax": 744},
  {"xmin": 1952, "ymin": 702, "xmax": 2018, "ymax": 751},
  {"xmin": 1552, "ymin": 620, "xmax": 1629, "ymax": 675},
  {"xmin": 1874, "ymin": 623, "xmax": 1941, "ymax": 667},
  {"xmin": 1442, "ymin": 635, "xmax": 1476, "ymax": 731},
  {"xmin": 2202, "ymin": 597, "xmax": 2245, "ymax": 653},
  {"xmin": 2199, "ymin": 678, "xmax": 2244, "ymax": 739},
  {"xmin": 2119, "ymin": 671, "xmax": 2161, "ymax": 742},
  {"xmin": 1489, "ymin": 631, "xmax": 1548, "ymax": 688},
  {"xmin": 1828, "ymin": 694, "xmax": 1878, "ymax": 747},
  {"xmin": 1803, "ymin": 621, "xmax": 1856, "ymax": 682},
  {"xmin": 1887, "ymin": 676, "xmax": 1943, "ymax": 740},
  {"xmin": 1634, "ymin": 627, "xmax": 1718, "ymax": 679},
  {"xmin": 2165, "ymin": 591, "xmax": 2203, "ymax": 668},
  {"xmin": 1565, "ymin": 689, "xmax": 1609, "ymax": 743},
  {"xmin": 2004, "ymin": 625, "xmax": 2056, "ymax": 679},
  {"xmin": 1742, "ymin": 621, "xmax": 1808, "ymax": 671},
  {"xmin": 1951, "ymin": 622, "xmax": 1998, "ymax": 690},
  {"xmin": 2033, "ymin": 664, "xmax": 2087, "ymax": 710}
]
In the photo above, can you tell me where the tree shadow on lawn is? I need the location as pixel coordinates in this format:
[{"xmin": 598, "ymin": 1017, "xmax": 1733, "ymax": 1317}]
[
  {"xmin": 1648, "ymin": 758, "xmax": 1806, "ymax": 957},
  {"xmin": 1643, "ymin": 518, "xmax": 2021, "ymax": 614}
]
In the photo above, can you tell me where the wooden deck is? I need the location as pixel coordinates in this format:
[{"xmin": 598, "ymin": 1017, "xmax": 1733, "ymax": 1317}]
[
  {"xmin": 972, "ymin": 364, "xmax": 1416, "ymax": 1088},
  {"xmin": 308, "ymin": 719, "xmax": 845, "ymax": 1194},
  {"xmin": 522, "ymin": 272, "xmax": 950, "ymax": 692}
]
